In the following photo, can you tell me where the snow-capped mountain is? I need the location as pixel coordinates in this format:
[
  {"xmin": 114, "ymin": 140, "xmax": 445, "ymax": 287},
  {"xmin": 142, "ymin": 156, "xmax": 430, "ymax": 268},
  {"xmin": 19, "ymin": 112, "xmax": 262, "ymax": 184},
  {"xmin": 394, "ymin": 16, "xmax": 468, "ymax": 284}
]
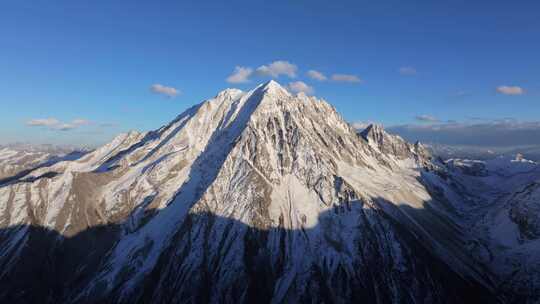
[
  {"xmin": 426, "ymin": 143, "xmax": 540, "ymax": 162},
  {"xmin": 0, "ymin": 81, "xmax": 537, "ymax": 303}
]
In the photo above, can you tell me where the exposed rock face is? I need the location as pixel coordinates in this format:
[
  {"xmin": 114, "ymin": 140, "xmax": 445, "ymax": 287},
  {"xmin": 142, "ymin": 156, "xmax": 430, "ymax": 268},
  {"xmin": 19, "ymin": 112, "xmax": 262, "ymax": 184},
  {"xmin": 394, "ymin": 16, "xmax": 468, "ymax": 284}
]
[
  {"xmin": 361, "ymin": 124, "xmax": 414, "ymax": 159},
  {"xmin": 0, "ymin": 81, "xmax": 520, "ymax": 303},
  {"xmin": 360, "ymin": 123, "xmax": 433, "ymax": 168}
]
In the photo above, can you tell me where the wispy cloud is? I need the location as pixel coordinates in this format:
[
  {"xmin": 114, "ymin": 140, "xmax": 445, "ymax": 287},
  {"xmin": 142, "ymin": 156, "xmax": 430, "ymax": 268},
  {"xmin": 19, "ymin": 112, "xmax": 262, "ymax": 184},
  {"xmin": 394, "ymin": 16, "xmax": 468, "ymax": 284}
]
[
  {"xmin": 71, "ymin": 119, "xmax": 91, "ymax": 126},
  {"xmin": 452, "ymin": 90, "xmax": 470, "ymax": 98},
  {"xmin": 26, "ymin": 118, "xmax": 92, "ymax": 131},
  {"xmin": 26, "ymin": 118, "xmax": 61, "ymax": 127},
  {"xmin": 150, "ymin": 84, "xmax": 180, "ymax": 98},
  {"xmin": 496, "ymin": 85, "xmax": 524, "ymax": 95},
  {"xmin": 415, "ymin": 115, "xmax": 439, "ymax": 123},
  {"xmin": 306, "ymin": 70, "xmax": 327, "ymax": 81},
  {"xmin": 399, "ymin": 66, "xmax": 417, "ymax": 75},
  {"xmin": 226, "ymin": 66, "xmax": 253, "ymax": 83},
  {"xmin": 255, "ymin": 60, "xmax": 297, "ymax": 78},
  {"xmin": 287, "ymin": 81, "xmax": 314, "ymax": 95},
  {"xmin": 331, "ymin": 74, "xmax": 362, "ymax": 83},
  {"xmin": 54, "ymin": 123, "xmax": 78, "ymax": 131}
]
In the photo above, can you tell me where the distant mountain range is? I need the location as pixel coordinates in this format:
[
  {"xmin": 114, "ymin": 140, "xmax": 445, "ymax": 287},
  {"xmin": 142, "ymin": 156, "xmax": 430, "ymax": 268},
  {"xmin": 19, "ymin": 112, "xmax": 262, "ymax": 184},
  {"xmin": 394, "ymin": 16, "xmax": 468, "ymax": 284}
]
[
  {"xmin": 0, "ymin": 143, "xmax": 88, "ymax": 180},
  {"xmin": 0, "ymin": 81, "xmax": 539, "ymax": 303},
  {"xmin": 424, "ymin": 143, "xmax": 540, "ymax": 162}
]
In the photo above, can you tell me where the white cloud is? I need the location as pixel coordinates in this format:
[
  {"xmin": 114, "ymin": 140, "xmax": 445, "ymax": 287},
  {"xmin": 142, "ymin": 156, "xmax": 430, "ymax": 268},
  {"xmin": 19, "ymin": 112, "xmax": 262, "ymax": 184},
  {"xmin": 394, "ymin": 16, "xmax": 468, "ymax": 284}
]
[
  {"xmin": 26, "ymin": 118, "xmax": 60, "ymax": 127},
  {"xmin": 150, "ymin": 84, "xmax": 180, "ymax": 98},
  {"xmin": 255, "ymin": 60, "xmax": 297, "ymax": 78},
  {"xmin": 331, "ymin": 74, "xmax": 362, "ymax": 83},
  {"xmin": 53, "ymin": 123, "xmax": 77, "ymax": 131},
  {"xmin": 26, "ymin": 118, "xmax": 91, "ymax": 131},
  {"xmin": 415, "ymin": 115, "xmax": 439, "ymax": 123},
  {"xmin": 71, "ymin": 119, "xmax": 91, "ymax": 126},
  {"xmin": 306, "ymin": 70, "xmax": 327, "ymax": 81},
  {"xmin": 226, "ymin": 66, "xmax": 253, "ymax": 83},
  {"xmin": 399, "ymin": 66, "xmax": 417, "ymax": 75},
  {"xmin": 496, "ymin": 85, "xmax": 524, "ymax": 95},
  {"xmin": 287, "ymin": 81, "xmax": 314, "ymax": 95}
]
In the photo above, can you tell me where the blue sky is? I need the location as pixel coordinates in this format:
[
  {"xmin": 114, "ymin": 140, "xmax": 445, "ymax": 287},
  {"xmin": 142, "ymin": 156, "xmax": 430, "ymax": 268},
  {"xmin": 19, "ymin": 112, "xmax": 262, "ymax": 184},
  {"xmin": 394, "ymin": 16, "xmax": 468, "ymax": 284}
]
[{"xmin": 1, "ymin": 0, "xmax": 539, "ymax": 147}]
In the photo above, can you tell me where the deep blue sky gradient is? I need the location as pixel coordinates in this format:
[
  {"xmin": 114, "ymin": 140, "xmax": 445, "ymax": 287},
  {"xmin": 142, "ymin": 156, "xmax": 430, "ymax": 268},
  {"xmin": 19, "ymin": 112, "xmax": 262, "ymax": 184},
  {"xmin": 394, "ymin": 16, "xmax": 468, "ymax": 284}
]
[{"xmin": 1, "ymin": 0, "xmax": 539, "ymax": 146}]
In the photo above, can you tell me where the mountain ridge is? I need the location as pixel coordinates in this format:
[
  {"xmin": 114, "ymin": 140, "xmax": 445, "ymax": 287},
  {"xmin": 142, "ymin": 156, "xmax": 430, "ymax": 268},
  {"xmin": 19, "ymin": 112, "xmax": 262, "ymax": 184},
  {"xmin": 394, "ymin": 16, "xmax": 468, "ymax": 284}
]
[{"xmin": 0, "ymin": 81, "xmax": 537, "ymax": 303}]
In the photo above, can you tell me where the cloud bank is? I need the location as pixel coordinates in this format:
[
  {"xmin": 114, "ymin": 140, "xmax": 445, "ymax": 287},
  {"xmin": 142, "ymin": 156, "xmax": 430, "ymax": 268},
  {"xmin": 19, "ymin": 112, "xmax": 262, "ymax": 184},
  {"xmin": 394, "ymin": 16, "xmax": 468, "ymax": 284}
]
[{"xmin": 287, "ymin": 81, "xmax": 314, "ymax": 95}]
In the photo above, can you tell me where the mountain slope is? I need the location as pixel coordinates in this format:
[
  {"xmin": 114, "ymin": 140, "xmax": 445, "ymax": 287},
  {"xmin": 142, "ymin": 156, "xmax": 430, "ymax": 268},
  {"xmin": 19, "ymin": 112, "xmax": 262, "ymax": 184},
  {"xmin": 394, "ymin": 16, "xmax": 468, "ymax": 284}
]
[
  {"xmin": 0, "ymin": 81, "xmax": 498, "ymax": 303},
  {"xmin": 443, "ymin": 157, "xmax": 540, "ymax": 302}
]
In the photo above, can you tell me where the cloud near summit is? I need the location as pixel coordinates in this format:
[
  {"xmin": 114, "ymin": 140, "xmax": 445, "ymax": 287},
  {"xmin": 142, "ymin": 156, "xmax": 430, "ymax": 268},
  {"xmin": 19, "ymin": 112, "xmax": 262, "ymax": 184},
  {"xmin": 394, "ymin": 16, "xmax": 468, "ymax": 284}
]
[
  {"xmin": 255, "ymin": 61, "xmax": 297, "ymax": 78},
  {"xmin": 226, "ymin": 60, "xmax": 298, "ymax": 83},
  {"xmin": 287, "ymin": 81, "xmax": 314, "ymax": 95},
  {"xmin": 226, "ymin": 66, "xmax": 253, "ymax": 83},
  {"xmin": 226, "ymin": 62, "xmax": 362, "ymax": 86}
]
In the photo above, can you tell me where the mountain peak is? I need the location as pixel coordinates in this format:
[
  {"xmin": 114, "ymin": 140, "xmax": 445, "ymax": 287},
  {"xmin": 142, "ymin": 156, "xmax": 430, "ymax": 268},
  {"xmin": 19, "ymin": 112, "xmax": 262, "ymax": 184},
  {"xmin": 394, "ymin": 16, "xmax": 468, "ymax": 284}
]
[
  {"xmin": 360, "ymin": 123, "xmax": 431, "ymax": 160},
  {"xmin": 256, "ymin": 80, "xmax": 291, "ymax": 97},
  {"xmin": 262, "ymin": 79, "xmax": 281, "ymax": 88}
]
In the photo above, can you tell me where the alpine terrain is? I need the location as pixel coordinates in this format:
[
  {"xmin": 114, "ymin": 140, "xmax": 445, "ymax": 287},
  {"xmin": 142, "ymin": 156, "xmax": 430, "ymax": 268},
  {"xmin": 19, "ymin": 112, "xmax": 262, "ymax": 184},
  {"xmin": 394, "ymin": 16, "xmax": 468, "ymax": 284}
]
[
  {"xmin": 0, "ymin": 144, "xmax": 86, "ymax": 180},
  {"xmin": 0, "ymin": 81, "xmax": 538, "ymax": 303}
]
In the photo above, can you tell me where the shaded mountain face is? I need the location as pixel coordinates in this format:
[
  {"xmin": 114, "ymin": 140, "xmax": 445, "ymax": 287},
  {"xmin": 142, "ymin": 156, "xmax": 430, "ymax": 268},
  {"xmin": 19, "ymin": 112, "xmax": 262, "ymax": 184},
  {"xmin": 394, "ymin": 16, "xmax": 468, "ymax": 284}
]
[
  {"xmin": 445, "ymin": 157, "xmax": 540, "ymax": 301},
  {"xmin": 0, "ymin": 81, "xmax": 526, "ymax": 303}
]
